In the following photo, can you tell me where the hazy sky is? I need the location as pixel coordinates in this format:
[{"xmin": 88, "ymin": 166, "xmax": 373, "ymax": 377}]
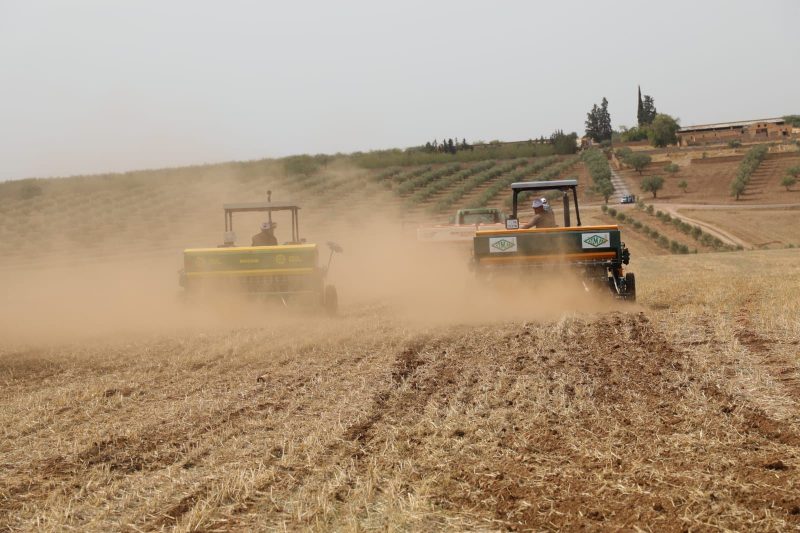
[{"xmin": 1, "ymin": 0, "xmax": 798, "ymax": 181}]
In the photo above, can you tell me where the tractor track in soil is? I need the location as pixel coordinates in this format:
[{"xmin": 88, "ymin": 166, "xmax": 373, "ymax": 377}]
[
  {"xmin": 3, "ymin": 303, "xmax": 800, "ymax": 530},
  {"xmin": 735, "ymin": 305, "xmax": 800, "ymax": 404},
  {"xmin": 218, "ymin": 333, "xmax": 473, "ymax": 529}
]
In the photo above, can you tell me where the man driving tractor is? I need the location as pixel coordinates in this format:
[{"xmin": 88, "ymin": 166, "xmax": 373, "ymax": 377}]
[
  {"xmin": 252, "ymin": 221, "xmax": 278, "ymax": 246},
  {"xmin": 522, "ymin": 198, "xmax": 556, "ymax": 229}
]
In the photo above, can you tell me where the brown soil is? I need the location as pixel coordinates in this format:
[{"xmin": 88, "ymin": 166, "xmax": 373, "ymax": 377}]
[
  {"xmin": 2, "ymin": 248, "xmax": 800, "ymax": 531},
  {"xmin": 619, "ymin": 153, "xmax": 800, "ymax": 205},
  {"xmin": 3, "ymin": 154, "xmax": 800, "ymax": 531}
]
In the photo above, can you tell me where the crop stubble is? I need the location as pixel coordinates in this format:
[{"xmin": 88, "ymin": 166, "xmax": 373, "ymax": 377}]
[{"xmin": 1, "ymin": 250, "xmax": 800, "ymax": 531}]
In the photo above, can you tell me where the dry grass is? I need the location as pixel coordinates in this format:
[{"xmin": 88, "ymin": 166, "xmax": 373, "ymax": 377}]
[
  {"xmin": 2, "ymin": 152, "xmax": 799, "ymax": 530},
  {"xmin": 680, "ymin": 207, "xmax": 800, "ymax": 248},
  {"xmin": 2, "ymin": 246, "xmax": 800, "ymax": 531},
  {"xmin": 619, "ymin": 153, "xmax": 800, "ymax": 205}
]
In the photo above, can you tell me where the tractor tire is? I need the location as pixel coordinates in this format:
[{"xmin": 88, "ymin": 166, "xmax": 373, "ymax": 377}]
[
  {"xmin": 323, "ymin": 285, "xmax": 338, "ymax": 316},
  {"xmin": 624, "ymin": 272, "xmax": 636, "ymax": 302}
]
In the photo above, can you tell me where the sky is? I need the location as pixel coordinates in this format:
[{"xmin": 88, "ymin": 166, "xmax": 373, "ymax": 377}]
[{"xmin": 0, "ymin": 0, "xmax": 798, "ymax": 181}]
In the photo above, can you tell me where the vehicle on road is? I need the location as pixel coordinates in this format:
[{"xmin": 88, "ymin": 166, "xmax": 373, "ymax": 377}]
[
  {"xmin": 417, "ymin": 208, "xmax": 506, "ymax": 243},
  {"xmin": 178, "ymin": 193, "xmax": 341, "ymax": 314},
  {"xmin": 619, "ymin": 194, "xmax": 636, "ymax": 204},
  {"xmin": 472, "ymin": 180, "xmax": 635, "ymax": 300}
]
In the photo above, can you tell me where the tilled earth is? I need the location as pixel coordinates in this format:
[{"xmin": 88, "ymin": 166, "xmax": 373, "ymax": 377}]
[{"xmin": 2, "ymin": 281, "xmax": 799, "ymax": 532}]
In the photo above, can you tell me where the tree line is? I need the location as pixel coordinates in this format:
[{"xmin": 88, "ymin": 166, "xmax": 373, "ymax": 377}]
[{"xmin": 585, "ymin": 87, "xmax": 680, "ymax": 148}]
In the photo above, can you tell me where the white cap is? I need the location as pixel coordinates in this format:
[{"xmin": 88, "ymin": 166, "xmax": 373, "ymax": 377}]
[
  {"xmin": 532, "ymin": 199, "xmax": 544, "ymax": 209},
  {"xmin": 540, "ymin": 197, "xmax": 549, "ymax": 205},
  {"xmin": 260, "ymin": 221, "xmax": 275, "ymax": 230}
]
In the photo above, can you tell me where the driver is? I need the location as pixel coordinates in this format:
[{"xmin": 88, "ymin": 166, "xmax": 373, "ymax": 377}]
[
  {"xmin": 522, "ymin": 198, "xmax": 556, "ymax": 229},
  {"xmin": 252, "ymin": 221, "xmax": 278, "ymax": 246}
]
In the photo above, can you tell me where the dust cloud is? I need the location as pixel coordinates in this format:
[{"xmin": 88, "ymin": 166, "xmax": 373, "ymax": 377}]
[{"xmin": 0, "ymin": 222, "xmax": 620, "ymax": 347}]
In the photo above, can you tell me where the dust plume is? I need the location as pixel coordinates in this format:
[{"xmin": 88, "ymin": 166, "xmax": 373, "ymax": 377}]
[{"xmin": 0, "ymin": 169, "xmax": 623, "ymax": 345}]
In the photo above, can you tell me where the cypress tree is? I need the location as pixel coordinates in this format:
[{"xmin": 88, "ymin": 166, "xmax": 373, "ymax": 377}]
[
  {"xmin": 599, "ymin": 97, "xmax": 612, "ymax": 141},
  {"xmin": 637, "ymin": 85, "xmax": 644, "ymax": 126}
]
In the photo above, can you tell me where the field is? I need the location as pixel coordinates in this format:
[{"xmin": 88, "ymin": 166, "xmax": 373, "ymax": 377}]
[
  {"xmin": 680, "ymin": 207, "xmax": 800, "ymax": 249},
  {"xmin": 617, "ymin": 149, "xmax": 800, "ymax": 205},
  {"xmin": 2, "ymin": 245, "xmax": 800, "ymax": 531},
  {"xmin": 2, "ymin": 147, "xmax": 800, "ymax": 531}
]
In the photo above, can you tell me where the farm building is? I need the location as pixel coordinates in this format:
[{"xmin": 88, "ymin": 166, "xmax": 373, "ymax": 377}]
[{"xmin": 677, "ymin": 117, "xmax": 793, "ymax": 146}]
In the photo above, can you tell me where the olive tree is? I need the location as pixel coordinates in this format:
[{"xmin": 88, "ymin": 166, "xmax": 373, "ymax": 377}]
[
  {"xmin": 595, "ymin": 179, "xmax": 615, "ymax": 204},
  {"xmin": 641, "ymin": 175, "xmax": 665, "ymax": 198},
  {"xmin": 627, "ymin": 153, "xmax": 651, "ymax": 174}
]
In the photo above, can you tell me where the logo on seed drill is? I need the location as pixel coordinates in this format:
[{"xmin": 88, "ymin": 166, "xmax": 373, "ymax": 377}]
[
  {"xmin": 489, "ymin": 236, "xmax": 517, "ymax": 253},
  {"xmin": 582, "ymin": 233, "xmax": 610, "ymax": 248}
]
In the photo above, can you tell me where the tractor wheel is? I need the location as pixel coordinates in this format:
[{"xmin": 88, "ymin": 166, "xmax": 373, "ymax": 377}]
[
  {"xmin": 323, "ymin": 285, "xmax": 338, "ymax": 316},
  {"xmin": 624, "ymin": 272, "xmax": 636, "ymax": 302}
]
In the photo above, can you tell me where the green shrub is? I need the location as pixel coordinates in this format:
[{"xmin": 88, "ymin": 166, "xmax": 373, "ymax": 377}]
[
  {"xmin": 615, "ymin": 147, "xmax": 633, "ymax": 160},
  {"xmin": 607, "ymin": 207, "xmax": 618, "ymax": 217},
  {"xmin": 600, "ymin": 204, "xmax": 608, "ymax": 213},
  {"xmin": 727, "ymin": 140, "xmax": 742, "ymax": 148},
  {"xmin": 646, "ymin": 204, "xmax": 654, "ymax": 215},
  {"xmin": 616, "ymin": 212, "xmax": 627, "ymax": 222}
]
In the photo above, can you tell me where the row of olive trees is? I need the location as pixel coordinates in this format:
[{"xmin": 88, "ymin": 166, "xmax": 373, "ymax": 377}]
[
  {"xmin": 463, "ymin": 157, "xmax": 562, "ymax": 210},
  {"xmin": 405, "ymin": 160, "xmax": 496, "ymax": 207},
  {"xmin": 502, "ymin": 155, "xmax": 582, "ymax": 209},
  {"xmin": 601, "ymin": 205, "xmax": 691, "ymax": 254},
  {"xmin": 636, "ymin": 203, "xmax": 739, "ymax": 252},
  {"xmin": 581, "ymin": 149, "xmax": 615, "ymax": 203},
  {"xmin": 396, "ymin": 164, "xmax": 462, "ymax": 195},
  {"xmin": 730, "ymin": 145, "xmax": 769, "ymax": 200}
]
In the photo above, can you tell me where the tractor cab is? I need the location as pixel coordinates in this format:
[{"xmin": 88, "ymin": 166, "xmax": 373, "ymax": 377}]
[
  {"xmin": 221, "ymin": 192, "xmax": 304, "ymax": 247},
  {"xmin": 504, "ymin": 179, "xmax": 582, "ymax": 229}
]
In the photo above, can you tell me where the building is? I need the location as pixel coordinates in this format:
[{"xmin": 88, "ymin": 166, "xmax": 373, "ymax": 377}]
[{"xmin": 677, "ymin": 117, "xmax": 793, "ymax": 146}]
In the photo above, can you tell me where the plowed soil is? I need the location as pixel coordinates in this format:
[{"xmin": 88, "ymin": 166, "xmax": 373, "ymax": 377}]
[{"xmin": 2, "ymin": 246, "xmax": 800, "ymax": 531}]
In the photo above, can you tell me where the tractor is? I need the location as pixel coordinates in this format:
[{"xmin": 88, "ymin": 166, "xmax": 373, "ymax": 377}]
[
  {"xmin": 178, "ymin": 193, "xmax": 341, "ymax": 314},
  {"xmin": 417, "ymin": 207, "xmax": 506, "ymax": 243},
  {"xmin": 471, "ymin": 179, "xmax": 635, "ymax": 300}
]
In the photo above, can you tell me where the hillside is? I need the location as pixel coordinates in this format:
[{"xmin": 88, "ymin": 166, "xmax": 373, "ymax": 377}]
[
  {"xmin": 0, "ymin": 152, "xmax": 590, "ymax": 269},
  {"xmin": 616, "ymin": 145, "xmax": 800, "ymax": 204}
]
